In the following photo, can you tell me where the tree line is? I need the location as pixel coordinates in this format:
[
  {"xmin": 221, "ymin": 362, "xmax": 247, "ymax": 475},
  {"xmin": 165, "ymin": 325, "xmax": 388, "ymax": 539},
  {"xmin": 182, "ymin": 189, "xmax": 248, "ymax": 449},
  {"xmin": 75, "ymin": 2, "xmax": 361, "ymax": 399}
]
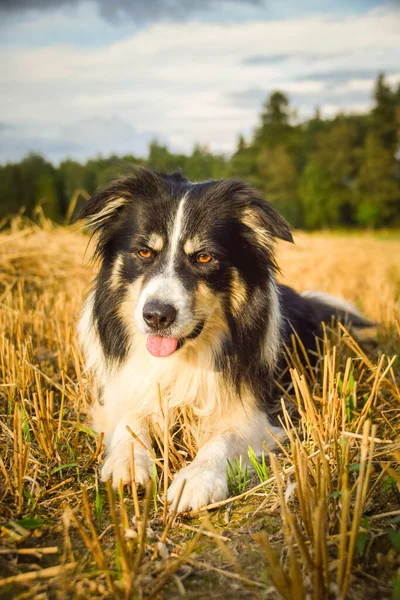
[{"xmin": 1, "ymin": 73, "xmax": 399, "ymax": 229}]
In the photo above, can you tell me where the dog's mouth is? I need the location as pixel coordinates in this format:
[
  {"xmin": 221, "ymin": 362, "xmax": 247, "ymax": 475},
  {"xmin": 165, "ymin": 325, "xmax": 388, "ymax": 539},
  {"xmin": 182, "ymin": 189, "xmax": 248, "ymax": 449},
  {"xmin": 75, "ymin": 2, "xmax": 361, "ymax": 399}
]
[{"xmin": 146, "ymin": 321, "xmax": 205, "ymax": 357}]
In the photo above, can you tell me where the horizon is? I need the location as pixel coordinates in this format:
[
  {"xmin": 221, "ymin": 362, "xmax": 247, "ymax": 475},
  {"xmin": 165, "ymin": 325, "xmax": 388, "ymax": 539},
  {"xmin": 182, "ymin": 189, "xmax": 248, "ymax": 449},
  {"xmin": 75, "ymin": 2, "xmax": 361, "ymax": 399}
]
[{"xmin": 0, "ymin": 76, "xmax": 391, "ymax": 168}]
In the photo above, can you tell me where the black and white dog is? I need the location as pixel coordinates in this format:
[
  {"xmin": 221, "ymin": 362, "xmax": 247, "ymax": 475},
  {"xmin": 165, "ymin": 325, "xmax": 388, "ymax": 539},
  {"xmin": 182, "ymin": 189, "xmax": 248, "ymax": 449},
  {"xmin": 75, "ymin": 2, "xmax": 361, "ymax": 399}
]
[{"xmin": 77, "ymin": 167, "xmax": 370, "ymax": 512}]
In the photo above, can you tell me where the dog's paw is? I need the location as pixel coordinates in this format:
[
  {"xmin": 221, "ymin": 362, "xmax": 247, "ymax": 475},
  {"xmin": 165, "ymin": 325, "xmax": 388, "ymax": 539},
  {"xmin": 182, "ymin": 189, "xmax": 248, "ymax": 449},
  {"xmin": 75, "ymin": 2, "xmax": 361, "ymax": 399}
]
[
  {"xmin": 167, "ymin": 462, "xmax": 228, "ymax": 513},
  {"xmin": 101, "ymin": 441, "xmax": 153, "ymax": 489}
]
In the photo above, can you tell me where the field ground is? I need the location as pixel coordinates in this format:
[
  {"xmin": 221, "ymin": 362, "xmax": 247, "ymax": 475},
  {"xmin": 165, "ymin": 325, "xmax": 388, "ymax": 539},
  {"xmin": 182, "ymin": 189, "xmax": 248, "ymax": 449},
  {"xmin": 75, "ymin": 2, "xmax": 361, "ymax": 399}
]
[{"xmin": 0, "ymin": 218, "xmax": 399, "ymax": 599}]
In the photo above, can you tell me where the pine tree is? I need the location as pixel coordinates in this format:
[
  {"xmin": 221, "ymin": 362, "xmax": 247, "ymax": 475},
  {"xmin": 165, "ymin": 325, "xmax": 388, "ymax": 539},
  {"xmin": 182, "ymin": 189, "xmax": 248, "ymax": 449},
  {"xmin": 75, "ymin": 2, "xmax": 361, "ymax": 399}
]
[
  {"xmin": 256, "ymin": 91, "xmax": 293, "ymax": 148},
  {"xmin": 256, "ymin": 145, "xmax": 302, "ymax": 226},
  {"xmin": 298, "ymin": 160, "xmax": 340, "ymax": 229},
  {"xmin": 355, "ymin": 134, "xmax": 400, "ymax": 227},
  {"xmin": 371, "ymin": 73, "xmax": 398, "ymax": 151}
]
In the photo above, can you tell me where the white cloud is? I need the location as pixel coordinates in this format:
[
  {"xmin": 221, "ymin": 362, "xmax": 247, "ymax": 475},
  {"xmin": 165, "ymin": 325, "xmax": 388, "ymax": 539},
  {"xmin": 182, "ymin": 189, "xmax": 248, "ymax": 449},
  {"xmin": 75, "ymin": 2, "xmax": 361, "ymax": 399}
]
[
  {"xmin": 320, "ymin": 103, "xmax": 370, "ymax": 118},
  {"xmin": 0, "ymin": 4, "xmax": 399, "ymax": 160}
]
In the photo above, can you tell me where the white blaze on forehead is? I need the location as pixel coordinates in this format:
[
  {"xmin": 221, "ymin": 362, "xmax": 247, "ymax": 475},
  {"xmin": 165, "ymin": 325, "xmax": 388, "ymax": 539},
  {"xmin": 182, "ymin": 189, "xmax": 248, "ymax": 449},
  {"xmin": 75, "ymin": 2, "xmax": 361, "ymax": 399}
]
[
  {"xmin": 134, "ymin": 193, "xmax": 195, "ymax": 335},
  {"xmin": 168, "ymin": 193, "xmax": 188, "ymax": 272}
]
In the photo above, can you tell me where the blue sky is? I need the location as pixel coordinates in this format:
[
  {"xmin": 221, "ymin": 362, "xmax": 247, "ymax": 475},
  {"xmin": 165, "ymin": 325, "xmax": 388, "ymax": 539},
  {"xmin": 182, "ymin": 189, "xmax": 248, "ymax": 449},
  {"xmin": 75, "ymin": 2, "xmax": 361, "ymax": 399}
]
[{"xmin": 0, "ymin": 0, "xmax": 399, "ymax": 163}]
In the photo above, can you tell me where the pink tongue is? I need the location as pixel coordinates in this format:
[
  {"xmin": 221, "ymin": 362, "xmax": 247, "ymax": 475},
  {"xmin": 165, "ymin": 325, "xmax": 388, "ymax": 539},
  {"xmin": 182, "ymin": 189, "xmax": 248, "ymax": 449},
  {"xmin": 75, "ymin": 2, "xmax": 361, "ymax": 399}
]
[{"xmin": 146, "ymin": 336, "xmax": 179, "ymax": 357}]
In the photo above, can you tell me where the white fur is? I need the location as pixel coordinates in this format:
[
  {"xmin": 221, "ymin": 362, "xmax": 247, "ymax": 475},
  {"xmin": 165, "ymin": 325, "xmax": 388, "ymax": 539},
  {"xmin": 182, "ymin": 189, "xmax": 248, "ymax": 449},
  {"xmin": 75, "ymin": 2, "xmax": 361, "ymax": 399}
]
[
  {"xmin": 78, "ymin": 292, "xmax": 108, "ymax": 386},
  {"xmin": 263, "ymin": 277, "xmax": 282, "ymax": 368},
  {"xmin": 301, "ymin": 290, "xmax": 364, "ymax": 319},
  {"xmin": 100, "ymin": 412, "xmax": 153, "ymax": 487},
  {"xmin": 167, "ymin": 405, "xmax": 284, "ymax": 512},
  {"xmin": 167, "ymin": 193, "xmax": 187, "ymax": 273},
  {"xmin": 79, "ymin": 293, "xmax": 284, "ymax": 511}
]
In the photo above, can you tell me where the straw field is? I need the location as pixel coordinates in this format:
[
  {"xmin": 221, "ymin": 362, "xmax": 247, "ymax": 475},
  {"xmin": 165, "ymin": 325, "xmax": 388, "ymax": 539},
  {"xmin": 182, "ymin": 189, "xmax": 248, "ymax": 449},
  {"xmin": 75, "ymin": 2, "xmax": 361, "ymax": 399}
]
[{"xmin": 0, "ymin": 217, "xmax": 399, "ymax": 599}]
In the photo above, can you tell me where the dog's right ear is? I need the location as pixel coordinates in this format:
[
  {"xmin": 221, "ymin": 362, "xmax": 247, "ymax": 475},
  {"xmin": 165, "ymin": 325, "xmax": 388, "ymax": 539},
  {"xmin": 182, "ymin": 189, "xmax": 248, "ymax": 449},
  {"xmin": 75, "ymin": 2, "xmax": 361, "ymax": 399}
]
[
  {"xmin": 74, "ymin": 179, "xmax": 141, "ymax": 261},
  {"xmin": 75, "ymin": 185, "xmax": 130, "ymax": 234},
  {"xmin": 74, "ymin": 167, "xmax": 162, "ymax": 234}
]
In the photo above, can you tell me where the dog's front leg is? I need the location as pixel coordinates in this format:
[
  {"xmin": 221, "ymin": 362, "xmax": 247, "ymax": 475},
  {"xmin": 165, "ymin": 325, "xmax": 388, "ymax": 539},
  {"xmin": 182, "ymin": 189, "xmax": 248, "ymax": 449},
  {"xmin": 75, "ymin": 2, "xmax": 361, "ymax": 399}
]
[
  {"xmin": 167, "ymin": 408, "xmax": 284, "ymax": 512},
  {"xmin": 100, "ymin": 411, "xmax": 153, "ymax": 488}
]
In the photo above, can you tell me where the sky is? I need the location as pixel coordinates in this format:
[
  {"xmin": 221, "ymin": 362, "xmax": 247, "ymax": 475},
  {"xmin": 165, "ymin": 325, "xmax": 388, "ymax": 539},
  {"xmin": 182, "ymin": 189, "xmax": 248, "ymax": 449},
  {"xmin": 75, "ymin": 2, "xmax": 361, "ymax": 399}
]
[{"xmin": 0, "ymin": 0, "xmax": 399, "ymax": 164}]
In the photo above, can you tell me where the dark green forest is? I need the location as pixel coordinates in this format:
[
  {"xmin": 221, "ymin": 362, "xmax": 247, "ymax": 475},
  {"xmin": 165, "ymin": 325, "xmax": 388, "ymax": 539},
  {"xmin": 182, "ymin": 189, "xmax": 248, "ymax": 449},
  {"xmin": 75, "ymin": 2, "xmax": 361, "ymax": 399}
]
[{"xmin": 1, "ymin": 73, "xmax": 399, "ymax": 229}]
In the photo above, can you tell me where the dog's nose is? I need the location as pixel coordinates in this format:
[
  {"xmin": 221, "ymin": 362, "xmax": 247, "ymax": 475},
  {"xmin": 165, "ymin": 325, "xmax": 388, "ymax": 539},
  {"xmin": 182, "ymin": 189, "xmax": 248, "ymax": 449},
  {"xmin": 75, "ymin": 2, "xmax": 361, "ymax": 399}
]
[{"xmin": 143, "ymin": 301, "xmax": 177, "ymax": 331}]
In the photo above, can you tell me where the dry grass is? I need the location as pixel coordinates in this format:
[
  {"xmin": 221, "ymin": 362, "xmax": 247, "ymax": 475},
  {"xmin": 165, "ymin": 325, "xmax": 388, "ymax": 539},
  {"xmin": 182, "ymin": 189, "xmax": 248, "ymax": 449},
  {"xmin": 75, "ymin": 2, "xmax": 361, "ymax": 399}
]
[{"xmin": 0, "ymin": 216, "xmax": 399, "ymax": 599}]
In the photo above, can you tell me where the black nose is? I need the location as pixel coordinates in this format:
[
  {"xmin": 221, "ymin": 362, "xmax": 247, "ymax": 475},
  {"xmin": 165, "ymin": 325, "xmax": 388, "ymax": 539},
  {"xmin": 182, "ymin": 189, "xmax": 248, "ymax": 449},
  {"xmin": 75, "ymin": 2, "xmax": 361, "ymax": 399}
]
[{"xmin": 143, "ymin": 301, "xmax": 177, "ymax": 331}]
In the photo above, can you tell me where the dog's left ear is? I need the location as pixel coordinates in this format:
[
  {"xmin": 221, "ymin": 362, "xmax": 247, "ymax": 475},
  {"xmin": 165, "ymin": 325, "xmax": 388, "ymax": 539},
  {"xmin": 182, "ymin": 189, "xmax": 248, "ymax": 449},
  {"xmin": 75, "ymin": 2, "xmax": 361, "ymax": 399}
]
[{"xmin": 242, "ymin": 195, "xmax": 294, "ymax": 245}]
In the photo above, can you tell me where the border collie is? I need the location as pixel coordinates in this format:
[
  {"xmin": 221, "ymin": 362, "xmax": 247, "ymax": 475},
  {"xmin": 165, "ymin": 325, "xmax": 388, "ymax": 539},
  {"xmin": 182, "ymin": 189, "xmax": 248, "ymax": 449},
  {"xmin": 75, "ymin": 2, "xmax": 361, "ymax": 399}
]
[{"xmin": 76, "ymin": 167, "xmax": 371, "ymax": 512}]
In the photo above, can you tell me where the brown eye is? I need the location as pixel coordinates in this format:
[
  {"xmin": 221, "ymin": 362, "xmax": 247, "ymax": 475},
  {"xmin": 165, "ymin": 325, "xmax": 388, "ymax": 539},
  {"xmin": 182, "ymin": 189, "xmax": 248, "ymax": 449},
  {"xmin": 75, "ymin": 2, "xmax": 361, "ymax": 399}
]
[
  {"xmin": 138, "ymin": 249, "xmax": 153, "ymax": 259},
  {"xmin": 197, "ymin": 253, "xmax": 212, "ymax": 264}
]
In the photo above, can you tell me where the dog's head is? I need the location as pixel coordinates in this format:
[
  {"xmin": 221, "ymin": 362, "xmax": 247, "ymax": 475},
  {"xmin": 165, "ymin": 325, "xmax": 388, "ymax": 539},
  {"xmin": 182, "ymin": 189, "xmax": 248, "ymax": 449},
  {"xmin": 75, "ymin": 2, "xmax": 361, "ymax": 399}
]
[{"xmin": 77, "ymin": 167, "xmax": 292, "ymax": 360}]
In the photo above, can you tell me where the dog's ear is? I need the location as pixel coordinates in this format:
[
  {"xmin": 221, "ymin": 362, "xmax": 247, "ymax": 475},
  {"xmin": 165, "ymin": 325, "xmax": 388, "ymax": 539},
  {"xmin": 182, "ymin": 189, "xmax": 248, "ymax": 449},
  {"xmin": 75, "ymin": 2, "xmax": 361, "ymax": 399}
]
[
  {"xmin": 74, "ymin": 167, "xmax": 162, "ymax": 233},
  {"xmin": 241, "ymin": 194, "xmax": 294, "ymax": 245},
  {"xmin": 74, "ymin": 184, "xmax": 131, "ymax": 233}
]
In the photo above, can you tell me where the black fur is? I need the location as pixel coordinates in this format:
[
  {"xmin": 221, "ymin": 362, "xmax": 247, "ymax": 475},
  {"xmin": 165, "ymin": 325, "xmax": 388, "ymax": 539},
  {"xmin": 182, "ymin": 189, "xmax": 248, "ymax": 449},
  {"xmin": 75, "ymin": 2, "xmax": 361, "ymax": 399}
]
[
  {"xmin": 77, "ymin": 166, "xmax": 372, "ymax": 421},
  {"xmin": 279, "ymin": 285, "xmax": 373, "ymax": 351}
]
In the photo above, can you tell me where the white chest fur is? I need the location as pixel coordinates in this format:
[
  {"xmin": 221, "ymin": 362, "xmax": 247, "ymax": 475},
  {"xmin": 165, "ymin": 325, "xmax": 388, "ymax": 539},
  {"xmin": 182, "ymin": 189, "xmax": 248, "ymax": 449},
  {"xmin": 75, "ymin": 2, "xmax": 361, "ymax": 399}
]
[{"xmin": 78, "ymin": 293, "xmax": 245, "ymax": 446}]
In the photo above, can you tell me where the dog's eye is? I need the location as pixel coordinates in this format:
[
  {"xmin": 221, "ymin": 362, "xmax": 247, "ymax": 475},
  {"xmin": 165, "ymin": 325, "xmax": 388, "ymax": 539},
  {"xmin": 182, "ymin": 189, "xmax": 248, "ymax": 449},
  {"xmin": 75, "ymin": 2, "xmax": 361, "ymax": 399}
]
[
  {"xmin": 138, "ymin": 249, "xmax": 153, "ymax": 259},
  {"xmin": 196, "ymin": 253, "xmax": 213, "ymax": 264}
]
